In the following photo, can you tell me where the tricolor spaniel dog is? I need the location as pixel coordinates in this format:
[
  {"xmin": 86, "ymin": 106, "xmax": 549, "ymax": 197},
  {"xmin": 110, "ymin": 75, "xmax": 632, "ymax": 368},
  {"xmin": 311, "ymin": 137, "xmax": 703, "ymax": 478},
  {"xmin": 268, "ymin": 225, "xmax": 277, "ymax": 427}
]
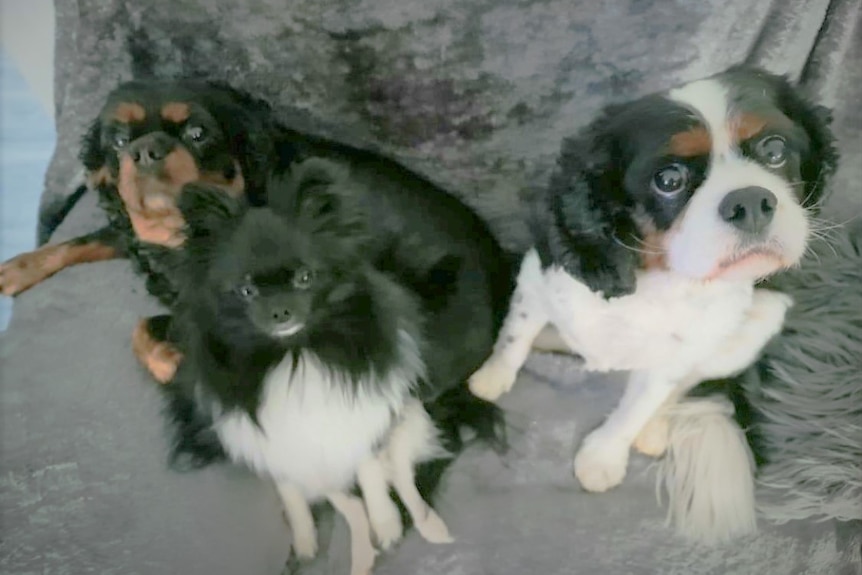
[
  {"xmin": 0, "ymin": 80, "xmax": 289, "ymax": 382},
  {"xmin": 469, "ymin": 65, "xmax": 837, "ymax": 541}
]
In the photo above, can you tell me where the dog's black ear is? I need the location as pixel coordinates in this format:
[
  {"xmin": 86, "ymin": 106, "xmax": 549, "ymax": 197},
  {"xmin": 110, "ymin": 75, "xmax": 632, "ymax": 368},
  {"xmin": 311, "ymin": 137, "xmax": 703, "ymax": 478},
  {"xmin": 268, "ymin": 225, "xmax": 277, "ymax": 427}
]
[
  {"xmin": 79, "ymin": 118, "xmax": 105, "ymax": 173},
  {"xmin": 178, "ymin": 183, "xmax": 244, "ymax": 239},
  {"xmin": 774, "ymin": 81, "xmax": 839, "ymax": 211},
  {"xmin": 278, "ymin": 157, "xmax": 368, "ymax": 240},
  {"xmin": 539, "ymin": 125, "xmax": 640, "ymax": 298},
  {"xmin": 202, "ymin": 82, "xmax": 288, "ymax": 205}
]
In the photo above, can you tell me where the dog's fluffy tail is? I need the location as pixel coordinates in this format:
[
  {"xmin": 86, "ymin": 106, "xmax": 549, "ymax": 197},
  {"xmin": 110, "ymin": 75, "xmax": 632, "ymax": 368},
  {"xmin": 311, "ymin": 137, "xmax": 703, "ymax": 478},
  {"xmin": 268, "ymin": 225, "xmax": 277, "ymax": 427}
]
[
  {"xmin": 415, "ymin": 383, "xmax": 507, "ymax": 503},
  {"xmin": 656, "ymin": 396, "xmax": 757, "ymax": 544}
]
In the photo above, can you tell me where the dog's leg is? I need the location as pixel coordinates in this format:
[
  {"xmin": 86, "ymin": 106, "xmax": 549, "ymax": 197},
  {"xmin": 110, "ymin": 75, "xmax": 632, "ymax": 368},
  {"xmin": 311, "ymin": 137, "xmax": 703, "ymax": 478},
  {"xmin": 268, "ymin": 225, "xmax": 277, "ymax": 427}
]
[
  {"xmin": 574, "ymin": 370, "xmax": 682, "ymax": 492},
  {"xmin": 469, "ymin": 250, "xmax": 549, "ymax": 401},
  {"xmin": 132, "ymin": 315, "xmax": 184, "ymax": 384},
  {"xmin": 531, "ymin": 325, "xmax": 573, "ymax": 354},
  {"xmin": 384, "ymin": 401, "xmax": 453, "ymax": 544},
  {"xmin": 0, "ymin": 226, "xmax": 124, "ymax": 296},
  {"xmin": 276, "ymin": 482, "xmax": 318, "ymax": 561},
  {"xmin": 327, "ymin": 492, "xmax": 377, "ymax": 575},
  {"xmin": 634, "ymin": 289, "xmax": 792, "ymax": 457},
  {"xmin": 357, "ymin": 456, "xmax": 403, "ymax": 551}
]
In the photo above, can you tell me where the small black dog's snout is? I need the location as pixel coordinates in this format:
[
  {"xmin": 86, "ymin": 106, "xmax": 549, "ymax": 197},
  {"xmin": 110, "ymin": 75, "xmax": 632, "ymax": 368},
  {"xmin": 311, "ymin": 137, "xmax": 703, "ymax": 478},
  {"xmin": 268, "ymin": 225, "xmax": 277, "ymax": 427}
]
[
  {"xmin": 128, "ymin": 133, "xmax": 175, "ymax": 170},
  {"xmin": 271, "ymin": 308, "xmax": 292, "ymax": 322},
  {"xmin": 719, "ymin": 186, "xmax": 777, "ymax": 235}
]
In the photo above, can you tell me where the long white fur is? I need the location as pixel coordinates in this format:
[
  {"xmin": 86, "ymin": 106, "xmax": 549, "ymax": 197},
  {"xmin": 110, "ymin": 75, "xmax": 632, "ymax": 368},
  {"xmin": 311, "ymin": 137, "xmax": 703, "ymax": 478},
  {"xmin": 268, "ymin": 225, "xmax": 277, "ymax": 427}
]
[
  {"xmin": 665, "ymin": 80, "xmax": 809, "ymax": 280},
  {"xmin": 654, "ymin": 397, "xmax": 758, "ymax": 544},
  {"xmin": 379, "ymin": 399, "xmax": 453, "ymax": 544},
  {"xmin": 212, "ymin": 329, "xmax": 450, "ymax": 571},
  {"xmin": 328, "ymin": 492, "xmax": 378, "ymax": 575},
  {"xmin": 214, "ymin": 346, "xmax": 414, "ymax": 502},
  {"xmin": 471, "ymin": 74, "xmax": 809, "ymax": 542}
]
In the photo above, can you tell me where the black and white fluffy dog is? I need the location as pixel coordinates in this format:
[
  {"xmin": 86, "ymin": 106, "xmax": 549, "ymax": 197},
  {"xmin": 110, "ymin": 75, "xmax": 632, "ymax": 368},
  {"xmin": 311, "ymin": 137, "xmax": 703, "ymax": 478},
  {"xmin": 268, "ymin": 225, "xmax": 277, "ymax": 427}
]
[
  {"xmin": 469, "ymin": 66, "xmax": 837, "ymax": 541},
  {"xmin": 163, "ymin": 157, "xmax": 509, "ymax": 573}
]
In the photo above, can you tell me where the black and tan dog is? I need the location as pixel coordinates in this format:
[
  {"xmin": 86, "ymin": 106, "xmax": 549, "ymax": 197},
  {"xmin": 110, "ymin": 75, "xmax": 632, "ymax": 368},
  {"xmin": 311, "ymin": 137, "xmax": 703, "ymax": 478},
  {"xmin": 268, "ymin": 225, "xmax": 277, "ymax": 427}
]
[{"xmin": 0, "ymin": 80, "xmax": 289, "ymax": 380}]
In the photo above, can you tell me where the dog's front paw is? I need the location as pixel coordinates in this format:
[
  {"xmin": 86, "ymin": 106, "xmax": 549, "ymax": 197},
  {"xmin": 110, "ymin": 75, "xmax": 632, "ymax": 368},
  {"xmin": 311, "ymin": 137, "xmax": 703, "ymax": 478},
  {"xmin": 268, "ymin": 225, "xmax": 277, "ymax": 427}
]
[
  {"xmin": 414, "ymin": 507, "xmax": 454, "ymax": 544},
  {"xmin": 291, "ymin": 527, "xmax": 319, "ymax": 561},
  {"xmin": 468, "ymin": 360, "xmax": 518, "ymax": 402},
  {"xmin": 574, "ymin": 433, "xmax": 630, "ymax": 493},
  {"xmin": 633, "ymin": 416, "xmax": 669, "ymax": 458},
  {"xmin": 369, "ymin": 502, "xmax": 403, "ymax": 551},
  {"xmin": 0, "ymin": 250, "xmax": 54, "ymax": 296}
]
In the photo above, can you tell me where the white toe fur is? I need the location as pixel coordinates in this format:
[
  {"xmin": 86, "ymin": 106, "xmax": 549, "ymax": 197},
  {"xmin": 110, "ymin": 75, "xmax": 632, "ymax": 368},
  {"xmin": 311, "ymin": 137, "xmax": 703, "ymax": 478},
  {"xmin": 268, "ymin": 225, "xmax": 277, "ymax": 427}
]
[
  {"xmin": 574, "ymin": 433, "xmax": 631, "ymax": 493},
  {"xmin": 633, "ymin": 415, "xmax": 670, "ymax": 457},
  {"xmin": 468, "ymin": 360, "xmax": 518, "ymax": 402}
]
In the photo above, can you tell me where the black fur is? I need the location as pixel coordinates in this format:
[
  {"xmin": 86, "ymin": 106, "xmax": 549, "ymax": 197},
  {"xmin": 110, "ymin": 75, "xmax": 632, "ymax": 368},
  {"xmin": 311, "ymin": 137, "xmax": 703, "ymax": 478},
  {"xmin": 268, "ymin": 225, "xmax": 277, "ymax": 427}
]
[
  {"xmin": 77, "ymin": 80, "xmax": 288, "ymax": 307},
  {"xmin": 684, "ymin": 68, "xmax": 839, "ymax": 465},
  {"xmin": 163, "ymin": 157, "xmax": 509, "ymax": 507},
  {"xmin": 721, "ymin": 65, "xmax": 839, "ymax": 210},
  {"xmin": 535, "ymin": 65, "xmax": 838, "ymax": 299}
]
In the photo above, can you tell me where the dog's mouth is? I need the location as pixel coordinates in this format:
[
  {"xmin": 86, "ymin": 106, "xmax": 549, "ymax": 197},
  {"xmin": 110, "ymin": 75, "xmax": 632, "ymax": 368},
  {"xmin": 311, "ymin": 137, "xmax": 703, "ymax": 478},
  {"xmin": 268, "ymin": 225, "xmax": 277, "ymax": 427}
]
[
  {"xmin": 709, "ymin": 245, "xmax": 787, "ymax": 281},
  {"xmin": 271, "ymin": 320, "xmax": 305, "ymax": 338}
]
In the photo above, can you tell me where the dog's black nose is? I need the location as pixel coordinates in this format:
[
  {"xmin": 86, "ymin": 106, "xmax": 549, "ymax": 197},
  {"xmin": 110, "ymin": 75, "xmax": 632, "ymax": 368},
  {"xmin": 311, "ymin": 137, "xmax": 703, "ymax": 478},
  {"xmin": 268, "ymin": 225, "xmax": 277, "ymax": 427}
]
[
  {"xmin": 127, "ymin": 133, "xmax": 175, "ymax": 170},
  {"xmin": 719, "ymin": 187, "xmax": 777, "ymax": 235},
  {"xmin": 271, "ymin": 308, "xmax": 292, "ymax": 322}
]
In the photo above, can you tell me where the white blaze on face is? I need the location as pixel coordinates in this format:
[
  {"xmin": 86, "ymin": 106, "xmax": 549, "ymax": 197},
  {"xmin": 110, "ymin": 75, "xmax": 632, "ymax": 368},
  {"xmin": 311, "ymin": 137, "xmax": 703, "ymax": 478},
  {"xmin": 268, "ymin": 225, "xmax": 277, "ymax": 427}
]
[{"xmin": 661, "ymin": 79, "xmax": 809, "ymax": 281}]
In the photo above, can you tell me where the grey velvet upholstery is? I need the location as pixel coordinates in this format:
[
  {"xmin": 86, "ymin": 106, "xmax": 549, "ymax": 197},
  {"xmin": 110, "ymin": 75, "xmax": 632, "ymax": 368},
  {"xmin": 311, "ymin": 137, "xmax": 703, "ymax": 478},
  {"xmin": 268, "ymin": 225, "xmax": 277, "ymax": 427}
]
[{"xmin": 2, "ymin": 1, "xmax": 861, "ymax": 573}]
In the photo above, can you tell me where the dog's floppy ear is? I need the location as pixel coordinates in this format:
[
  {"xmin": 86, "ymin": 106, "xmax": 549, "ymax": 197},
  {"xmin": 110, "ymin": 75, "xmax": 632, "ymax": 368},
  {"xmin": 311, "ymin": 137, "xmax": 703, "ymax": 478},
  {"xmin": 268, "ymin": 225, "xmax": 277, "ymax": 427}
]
[
  {"xmin": 277, "ymin": 157, "xmax": 368, "ymax": 241},
  {"xmin": 202, "ymin": 82, "xmax": 291, "ymax": 205},
  {"xmin": 540, "ymin": 122, "xmax": 640, "ymax": 298},
  {"xmin": 774, "ymin": 80, "xmax": 839, "ymax": 211},
  {"xmin": 178, "ymin": 183, "xmax": 244, "ymax": 239},
  {"xmin": 79, "ymin": 118, "xmax": 105, "ymax": 173}
]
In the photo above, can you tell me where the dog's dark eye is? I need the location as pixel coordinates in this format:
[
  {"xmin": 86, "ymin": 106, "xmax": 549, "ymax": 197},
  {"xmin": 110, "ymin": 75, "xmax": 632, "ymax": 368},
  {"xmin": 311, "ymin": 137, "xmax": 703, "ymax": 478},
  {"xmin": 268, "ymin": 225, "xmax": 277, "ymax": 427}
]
[
  {"xmin": 754, "ymin": 135, "xmax": 787, "ymax": 168},
  {"xmin": 236, "ymin": 282, "xmax": 258, "ymax": 300},
  {"xmin": 651, "ymin": 164, "xmax": 689, "ymax": 197},
  {"xmin": 113, "ymin": 134, "xmax": 130, "ymax": 149},
  {"xmin": 185, "ymin": 125, "xmax": 207, "ymax": 144},
  {"xmin": 293, "ymin": 268, "xmax": 314, "ymax": 290}
]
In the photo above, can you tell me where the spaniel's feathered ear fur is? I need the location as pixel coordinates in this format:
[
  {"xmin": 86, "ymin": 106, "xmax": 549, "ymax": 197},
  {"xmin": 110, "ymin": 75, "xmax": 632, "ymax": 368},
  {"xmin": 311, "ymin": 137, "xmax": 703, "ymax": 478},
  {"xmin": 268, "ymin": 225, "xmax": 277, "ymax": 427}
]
[
  {"xmin": 775, "ymin": 83, "xmax": 838, "ymax": 212},
  {"xmin": 536, "ymin": 112, "xmax": 640, "ymax": 298}
]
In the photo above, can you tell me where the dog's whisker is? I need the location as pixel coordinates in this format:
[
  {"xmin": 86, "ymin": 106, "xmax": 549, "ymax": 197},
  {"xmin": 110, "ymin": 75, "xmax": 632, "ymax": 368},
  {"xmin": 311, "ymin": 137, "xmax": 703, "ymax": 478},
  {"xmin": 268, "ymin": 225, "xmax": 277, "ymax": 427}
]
[{"xmin": 612, "ymin": 234, "xmax": 663, "ymax": 255}]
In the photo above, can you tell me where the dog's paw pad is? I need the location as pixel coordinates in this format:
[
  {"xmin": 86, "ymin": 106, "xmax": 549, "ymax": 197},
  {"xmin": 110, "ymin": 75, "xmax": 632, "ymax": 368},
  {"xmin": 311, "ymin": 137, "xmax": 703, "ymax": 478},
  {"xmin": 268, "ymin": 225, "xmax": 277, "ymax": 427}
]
[
  {"xmin": 633, "ymin": 417, "xmax": 669, "ymax": 458},
  {"xmin": 574, "ymin": 435, "xmax": 630, "ymax": 493},
  {"xmin": 468, "ymin": 361, "xmax": 517, "ymax": 402}
]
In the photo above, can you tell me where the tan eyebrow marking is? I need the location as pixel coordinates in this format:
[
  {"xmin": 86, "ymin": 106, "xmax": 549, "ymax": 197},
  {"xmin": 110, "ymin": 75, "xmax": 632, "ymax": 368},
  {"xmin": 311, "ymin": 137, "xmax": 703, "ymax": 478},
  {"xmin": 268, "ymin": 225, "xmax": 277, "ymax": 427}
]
[
  {"xmin": 113, "ymin": 102, "xmax": 146, "ymax": 123},
  {"xmin": 161, "ymin": 102, "xmax": 191, "ymax": 123}
]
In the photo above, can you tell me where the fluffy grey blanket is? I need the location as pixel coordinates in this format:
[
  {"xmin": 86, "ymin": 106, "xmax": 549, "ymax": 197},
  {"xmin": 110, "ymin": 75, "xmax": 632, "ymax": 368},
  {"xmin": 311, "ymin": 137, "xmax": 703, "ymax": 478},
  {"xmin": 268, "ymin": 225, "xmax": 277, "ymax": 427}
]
[
  {"xmin": 2, "ymin": 1, "xmax": 861, "ymax": 574},
  {"xmin": 749, "ymin": 223, "xmax": 862, "ymax": 524}
]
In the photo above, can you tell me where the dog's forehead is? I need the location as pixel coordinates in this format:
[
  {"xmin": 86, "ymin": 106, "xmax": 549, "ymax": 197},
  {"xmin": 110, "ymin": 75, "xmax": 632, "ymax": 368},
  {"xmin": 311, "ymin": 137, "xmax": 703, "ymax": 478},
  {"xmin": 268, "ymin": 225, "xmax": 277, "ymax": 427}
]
[
  {"xmin": 99, "ymin": 81, "xmax": 218, "ymax": 126},
  {"xmin": 664, "ymin": 72, "xmax": 794, "ymax": 157}
]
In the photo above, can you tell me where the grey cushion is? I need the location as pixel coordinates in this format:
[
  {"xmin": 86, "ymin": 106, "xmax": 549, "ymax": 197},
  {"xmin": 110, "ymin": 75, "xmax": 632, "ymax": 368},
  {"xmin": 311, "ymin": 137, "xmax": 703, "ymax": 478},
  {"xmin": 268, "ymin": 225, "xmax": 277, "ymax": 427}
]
[{"xmin": 3, "ymin": 1, "xmax": 861, "ymax": 574}]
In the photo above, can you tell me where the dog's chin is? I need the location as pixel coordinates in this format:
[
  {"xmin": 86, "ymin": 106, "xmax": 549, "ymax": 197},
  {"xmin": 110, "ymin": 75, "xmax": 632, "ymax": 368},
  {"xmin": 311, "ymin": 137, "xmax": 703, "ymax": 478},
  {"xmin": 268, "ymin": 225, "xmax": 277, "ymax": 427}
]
[
  {"xmin": 706, "ymin": 248, "xmax": 788, "ymax": 282},
  {"xmin": 270, "ymin": 320, "xmax": 306, "ymax": 339}
]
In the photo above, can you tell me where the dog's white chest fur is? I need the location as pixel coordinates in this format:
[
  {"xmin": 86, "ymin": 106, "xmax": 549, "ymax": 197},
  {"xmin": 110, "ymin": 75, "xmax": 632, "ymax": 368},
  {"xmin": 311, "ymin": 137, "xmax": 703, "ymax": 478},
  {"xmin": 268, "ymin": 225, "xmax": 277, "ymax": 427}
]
[
  {"xmin": 531, "ymin": 249, "xmax": 756, "ymax": 374},
  {"xmin": 214, "ymin": 353, "xmax": 409, "ymax": 501}
]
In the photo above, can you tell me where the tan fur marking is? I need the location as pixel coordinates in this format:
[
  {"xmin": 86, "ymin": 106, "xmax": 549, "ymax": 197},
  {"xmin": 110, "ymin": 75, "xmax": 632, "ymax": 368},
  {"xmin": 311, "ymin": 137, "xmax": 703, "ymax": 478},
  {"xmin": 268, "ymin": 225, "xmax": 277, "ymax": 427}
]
[
  {"xmin": 117, "ymin": 151, "xmax": 244, "ymax": 248},
  {"xmin": 87, "ymin": 166, "xmax": 114, "ymax": 188},
  {"xmin": 0, "ymin": 242, "xmax": 119, "ymax": 296},
  {"xmin": 669, "ymin": 126, "xmax": 711, "ymax": 157},
  {"xmin": 113, "ymin": 102, "xmax": 146, "ymax": 123},
  {"xmin": 198, "ymin": 161, "xmax": 246, "ymax": 197},
  {"xmin": 132, "ymin": 319, "xmax": 184, "ymax": 384},
  {"xmin": 161, "ymin": 102, "xmax": 191, "ymax": 123},
  {"xmin": 732, "ymin": 113, "xmax": 768, "ymax": 143}
]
